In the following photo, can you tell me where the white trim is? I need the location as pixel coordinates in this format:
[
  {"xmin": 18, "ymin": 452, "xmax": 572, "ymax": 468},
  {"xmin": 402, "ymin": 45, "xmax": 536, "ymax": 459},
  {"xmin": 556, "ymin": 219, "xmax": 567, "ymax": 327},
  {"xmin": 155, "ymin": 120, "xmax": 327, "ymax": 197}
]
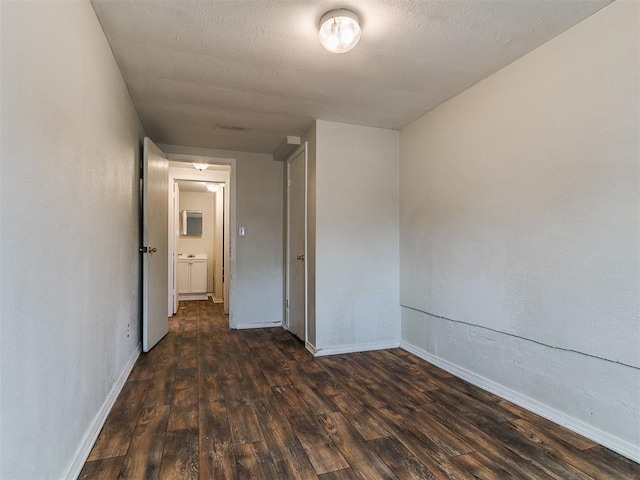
[
  {"xmin": 313, "ymin": 340, "xmax": 401, "ymax": 357},
  {"xmin": 232, "ymin": 321, "xmax": 282, "ymax": 330},
  {"xmin": 285, "ymin": 158, "xmax": 290, "ymax": 330},
  {"xmin": 168, "ymin": 180, "xmax": 178, "ymax": 316},
  {"xmin": 62, "ymin": 344, "xmax": 141, "ymax": 480},
  {"xmin": 211, "ymin": 294, "xmax": 223, "ymax": 303},
  {"xmin": 400, "ymin": 340, "xmax": 640, "ymax": 463},
  {"xmin": 305, "ymin": 341, "xmax": 317, "ymax": 355},
  {"xmin": 303, "ymin": 145, "xmax": 308, "ymax": 343}
]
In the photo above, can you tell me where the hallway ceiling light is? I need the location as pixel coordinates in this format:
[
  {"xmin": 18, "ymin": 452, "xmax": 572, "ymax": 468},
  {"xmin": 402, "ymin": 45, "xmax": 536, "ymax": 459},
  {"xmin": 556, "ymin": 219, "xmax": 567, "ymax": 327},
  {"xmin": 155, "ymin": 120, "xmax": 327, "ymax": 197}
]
[
  {"xmin": 319, "ymin": 9, "xmax": 361, "ymax": 54},
  {"xmin": 192, "ymin": 162, "xmax": 209, "ymax": 171}
]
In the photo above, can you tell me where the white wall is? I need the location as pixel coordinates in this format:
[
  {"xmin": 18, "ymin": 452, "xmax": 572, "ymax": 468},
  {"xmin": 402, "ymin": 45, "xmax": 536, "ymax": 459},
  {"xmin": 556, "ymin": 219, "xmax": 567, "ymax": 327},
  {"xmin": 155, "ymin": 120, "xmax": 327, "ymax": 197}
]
[
  {"xmin": 314, "ymin": 120, "xmax": 401, "ymax": 354},
  {"xmin": 0, "ymin": 1, "xmax": 144, "ymax": 478},
  {"xmin": 301, "ymin": 123, "xmax": 317, "ymax": 346},
  {"xmin": 178, "ymin": 190, "xmax": 216, "ymax": 293},
  {"xmin": 161, "ymin": 144, "xmax": 284, "ymax": 328},
  {"xmin": 400, "ymin": 0, "xmax": 639, "ymax": 460}
]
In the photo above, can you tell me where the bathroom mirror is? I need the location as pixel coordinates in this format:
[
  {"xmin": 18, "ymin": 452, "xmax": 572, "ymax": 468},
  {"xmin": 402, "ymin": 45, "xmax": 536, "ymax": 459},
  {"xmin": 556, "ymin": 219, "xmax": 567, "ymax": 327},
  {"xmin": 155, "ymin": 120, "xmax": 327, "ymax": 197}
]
[{"xmin": 180, "ymin": 210, "xmax": 203, "ymax": 236}]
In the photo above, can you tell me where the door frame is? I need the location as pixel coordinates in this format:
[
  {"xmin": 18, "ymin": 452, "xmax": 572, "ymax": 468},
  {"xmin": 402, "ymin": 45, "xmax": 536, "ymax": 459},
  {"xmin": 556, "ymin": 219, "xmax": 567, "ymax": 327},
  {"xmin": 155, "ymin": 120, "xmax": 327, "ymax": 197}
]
[
  {"xmin": 166, "ymin": 155, "xmax": 235, "ymax": 322},
  {"xmin": 285, "ymin": 142, "xmax": 308, "ymax": 343},
  {"xmin": 171, "ymin": 180, "xmax": 180, "ymax": 314}
]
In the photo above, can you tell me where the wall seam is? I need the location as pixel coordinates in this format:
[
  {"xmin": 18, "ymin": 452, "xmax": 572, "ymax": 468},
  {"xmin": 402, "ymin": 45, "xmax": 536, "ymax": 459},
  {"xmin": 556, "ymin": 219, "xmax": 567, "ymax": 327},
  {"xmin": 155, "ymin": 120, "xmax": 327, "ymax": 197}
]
[{"xmin": 401, "ymin": 304, "xmax": 639, "ymax": 370}]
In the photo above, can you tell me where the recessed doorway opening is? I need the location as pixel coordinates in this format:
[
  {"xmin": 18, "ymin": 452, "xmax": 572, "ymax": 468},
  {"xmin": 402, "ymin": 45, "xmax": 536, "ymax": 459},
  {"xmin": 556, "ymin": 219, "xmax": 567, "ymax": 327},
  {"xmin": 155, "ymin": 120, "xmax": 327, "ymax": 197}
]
[{"xmin": 167, "ymin": 157, "xmax": 235, "ymax": 324}]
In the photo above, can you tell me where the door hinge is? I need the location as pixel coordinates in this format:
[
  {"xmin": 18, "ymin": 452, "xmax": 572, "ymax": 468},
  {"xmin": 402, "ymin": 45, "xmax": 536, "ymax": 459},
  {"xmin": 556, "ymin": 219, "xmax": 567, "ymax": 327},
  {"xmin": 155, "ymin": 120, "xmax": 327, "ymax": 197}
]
[{"xmin": 286, "ymin": 299, "xmax": 289, "ymax": 308}]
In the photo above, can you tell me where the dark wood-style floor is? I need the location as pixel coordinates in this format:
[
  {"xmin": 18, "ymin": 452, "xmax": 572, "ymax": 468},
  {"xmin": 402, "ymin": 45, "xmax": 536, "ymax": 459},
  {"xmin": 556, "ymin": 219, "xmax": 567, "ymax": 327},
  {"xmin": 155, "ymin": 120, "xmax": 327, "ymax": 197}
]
[{"xmin": 80, "ymin": 299, "xmax": 638, "ymax": 479}]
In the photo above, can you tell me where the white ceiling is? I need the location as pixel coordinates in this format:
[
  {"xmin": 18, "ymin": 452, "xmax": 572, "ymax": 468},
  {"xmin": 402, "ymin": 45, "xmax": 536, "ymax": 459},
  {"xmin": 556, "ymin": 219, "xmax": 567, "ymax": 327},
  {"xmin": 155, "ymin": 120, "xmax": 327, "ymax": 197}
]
[{"xmin": 91, "ymin": 0, "xmax": 611, "ymax": 154}]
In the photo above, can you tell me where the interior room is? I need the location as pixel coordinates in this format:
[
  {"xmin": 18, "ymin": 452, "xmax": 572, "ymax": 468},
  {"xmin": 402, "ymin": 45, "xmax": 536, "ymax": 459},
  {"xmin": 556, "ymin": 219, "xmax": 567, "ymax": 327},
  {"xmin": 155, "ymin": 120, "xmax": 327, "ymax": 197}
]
[{"xmin": 1, "ymin": 1, "xmax": 638, "ymax": 478}]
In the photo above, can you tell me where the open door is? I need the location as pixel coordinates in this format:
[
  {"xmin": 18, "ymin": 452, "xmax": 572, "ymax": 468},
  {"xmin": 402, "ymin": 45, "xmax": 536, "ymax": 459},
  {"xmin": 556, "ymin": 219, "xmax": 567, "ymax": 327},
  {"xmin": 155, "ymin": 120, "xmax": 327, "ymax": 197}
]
[
  {"xmin": 286, "ymin": 147, "xmax": 307, "ymax": 341},
  {"xmin": 142, "ymin": 137, "xmax": 169, "ymax": 352}
]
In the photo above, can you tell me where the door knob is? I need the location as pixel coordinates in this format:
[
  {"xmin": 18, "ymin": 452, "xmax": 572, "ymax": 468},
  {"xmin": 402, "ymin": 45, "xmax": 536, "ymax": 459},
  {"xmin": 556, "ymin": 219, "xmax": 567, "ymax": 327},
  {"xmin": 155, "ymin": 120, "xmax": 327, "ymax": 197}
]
[
  {"xmin": 296, "ymin": 254, "xmax": 305, "ymax": 261},
  {"xmin": 149, "ymin": 247, "xmax": 158, "ymax": 253}
]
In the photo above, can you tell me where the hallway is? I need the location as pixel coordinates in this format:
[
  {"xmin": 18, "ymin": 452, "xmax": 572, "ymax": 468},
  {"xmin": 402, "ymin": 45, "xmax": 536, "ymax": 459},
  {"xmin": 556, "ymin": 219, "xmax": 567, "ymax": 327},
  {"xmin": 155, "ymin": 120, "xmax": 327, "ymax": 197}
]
[{"xmin": 80, "ymin": 300, "xmax": 638, "ymax": 479}]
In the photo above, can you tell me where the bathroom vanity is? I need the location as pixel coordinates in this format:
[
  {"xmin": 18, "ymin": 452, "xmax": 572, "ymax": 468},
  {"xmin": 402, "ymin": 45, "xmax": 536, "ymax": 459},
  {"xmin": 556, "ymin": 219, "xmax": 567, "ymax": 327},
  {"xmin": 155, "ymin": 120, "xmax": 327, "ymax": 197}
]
[{"xmin": 177, "ymin": 254, "xmax": 207, "ymax": 301}]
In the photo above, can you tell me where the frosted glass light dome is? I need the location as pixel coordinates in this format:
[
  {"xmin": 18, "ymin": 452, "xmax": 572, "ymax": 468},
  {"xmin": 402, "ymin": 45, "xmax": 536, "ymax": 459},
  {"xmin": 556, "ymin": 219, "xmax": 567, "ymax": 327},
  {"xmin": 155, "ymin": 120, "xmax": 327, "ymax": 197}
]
[
  {"xmin": 192, "ymin": 162, "xmax": 209, "ymax": 171},
  {"xmin": 319, "ymin": 9, "xmax": 361, "ymax": 54}
]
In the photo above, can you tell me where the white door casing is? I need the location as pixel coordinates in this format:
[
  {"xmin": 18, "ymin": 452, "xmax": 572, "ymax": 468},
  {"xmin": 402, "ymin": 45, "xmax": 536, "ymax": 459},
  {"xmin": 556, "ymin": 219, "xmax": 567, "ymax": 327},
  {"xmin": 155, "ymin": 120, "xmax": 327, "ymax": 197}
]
[
  {"xmin": 142, "ymin": 137, "xmax": 169, "ymax": 352},
  {"xmin": 172, "ymin": 181, "xmax": 180, "ymax": 314},
  {"xmin": 168, "ymin": 180, "xmax": 180, "ymax": 315},
  {"xmin": 214, "ymin": 187, "xmax": 225, "ymax": 303},
  {"xmin": 287, "ymin": 146, "xmax": 307, "ymax": 341},
  {"xmin": 222, "ymin": 183, "xmax": 230, "ymax": 315},
  {"xmin": 166, "ymin": 157, "xmax": 234, "ymax": 318}
]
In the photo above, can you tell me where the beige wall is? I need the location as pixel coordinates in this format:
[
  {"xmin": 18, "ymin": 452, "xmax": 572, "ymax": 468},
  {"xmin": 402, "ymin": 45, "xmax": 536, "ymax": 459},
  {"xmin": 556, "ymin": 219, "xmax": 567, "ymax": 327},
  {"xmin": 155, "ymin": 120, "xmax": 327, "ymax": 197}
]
[
  {"xmin": 178, "ymin": 190, "xmax": 216, "ymax": 293},
  {"xmin": 1, "ymin": 1, "xmax": 144, "ymax": 477},
  {"xmin": 400, "ymin": 1, "xmax": 639, "ymax": 460}
]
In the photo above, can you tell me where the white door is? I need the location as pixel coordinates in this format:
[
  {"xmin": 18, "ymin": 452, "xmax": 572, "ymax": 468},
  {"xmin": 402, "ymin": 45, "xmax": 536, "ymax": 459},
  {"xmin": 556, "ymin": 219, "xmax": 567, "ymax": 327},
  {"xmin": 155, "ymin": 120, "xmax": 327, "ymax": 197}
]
[
  {"xmin": 142, "ymin": 137, "xmax": 169, "ymax": 352},
  {"xmin": 287, "ymin": 148, "xmax": 306, "ymax": 341}
]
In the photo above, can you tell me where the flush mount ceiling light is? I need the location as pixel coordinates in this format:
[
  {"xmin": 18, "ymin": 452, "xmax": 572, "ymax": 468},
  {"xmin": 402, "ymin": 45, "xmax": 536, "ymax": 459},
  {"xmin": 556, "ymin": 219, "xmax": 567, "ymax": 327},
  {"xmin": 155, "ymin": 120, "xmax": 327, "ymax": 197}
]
[
  {"xmin": 319, "ymin": 9, "xmax": 361, "ymax": 53},
  {"xmin": 192, "ymin": 162, "xmax": 208, "ymax": 171}
]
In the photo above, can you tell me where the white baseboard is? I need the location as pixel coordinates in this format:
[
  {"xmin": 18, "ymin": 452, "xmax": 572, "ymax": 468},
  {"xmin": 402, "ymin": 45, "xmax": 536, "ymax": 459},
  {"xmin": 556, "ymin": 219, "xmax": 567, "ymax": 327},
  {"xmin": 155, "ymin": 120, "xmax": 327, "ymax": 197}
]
[
  {"xmin": 63, "ymin": 343, "xmax": 141, "ymax": 480},
  {"xmin": 210, "ymin": 293, "xmax": 223, "ymax": 303},
  {"xmin": 232, "ymin": 321, "xmax": 282, "ymax": 330},
  {"xmin": 305, "ymin": 341, "xmax": 317, "ymax": 355},
  {"xmin": 400, "ymin": 341, "xmax": 640, "ymax": 464},
  {"xmin": 313, "ymin": 340, "xmax": 401, "ymax": 357}
]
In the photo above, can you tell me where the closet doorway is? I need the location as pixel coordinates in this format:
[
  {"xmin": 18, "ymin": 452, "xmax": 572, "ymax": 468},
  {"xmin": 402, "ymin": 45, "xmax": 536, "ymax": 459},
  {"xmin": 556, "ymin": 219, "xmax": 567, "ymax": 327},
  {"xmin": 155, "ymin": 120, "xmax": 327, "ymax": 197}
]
[{"xmin": 285, "ymin": 144, "xmax": 307, "ymax": 342}]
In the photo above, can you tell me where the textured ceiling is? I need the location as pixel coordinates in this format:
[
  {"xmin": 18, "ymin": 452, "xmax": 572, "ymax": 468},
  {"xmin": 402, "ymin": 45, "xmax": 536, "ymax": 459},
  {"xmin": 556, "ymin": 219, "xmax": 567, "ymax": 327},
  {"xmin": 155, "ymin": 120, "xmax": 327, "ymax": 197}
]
[{"xmin": 91, "ymin": 0, "xmax": 611, "ymax": 154}]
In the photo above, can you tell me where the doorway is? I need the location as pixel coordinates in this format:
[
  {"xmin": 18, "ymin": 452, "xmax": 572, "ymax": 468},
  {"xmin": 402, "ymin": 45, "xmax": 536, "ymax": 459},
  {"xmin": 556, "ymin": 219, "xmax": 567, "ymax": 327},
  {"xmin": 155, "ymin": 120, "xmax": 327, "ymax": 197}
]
[
  {"xmin": 174, "ymin": 179, "xmax": 224, "ymax": 303},
  {"xmin": 167, "ymin": 157, "xmax": 234, "ymax": 322},
  {"xmin": 286, "ymin": 144, "xmax": 307, "ymax": 342}
]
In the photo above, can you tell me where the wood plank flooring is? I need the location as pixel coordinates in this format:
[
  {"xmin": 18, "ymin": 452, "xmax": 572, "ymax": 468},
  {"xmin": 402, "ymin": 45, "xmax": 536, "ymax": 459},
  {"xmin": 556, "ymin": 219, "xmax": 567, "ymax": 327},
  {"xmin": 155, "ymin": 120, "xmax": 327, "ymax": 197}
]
[{"xmin": 80, "ymin": 300, "xmax": 639, "ymax": 479}]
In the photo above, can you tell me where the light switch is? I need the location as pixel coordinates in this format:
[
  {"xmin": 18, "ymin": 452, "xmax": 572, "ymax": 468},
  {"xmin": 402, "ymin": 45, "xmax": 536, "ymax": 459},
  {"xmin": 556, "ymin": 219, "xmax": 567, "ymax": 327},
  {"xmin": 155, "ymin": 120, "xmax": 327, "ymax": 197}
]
[{"xmin": 239, "ymin": 226, "xmax": 245, "ymax": 236}]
